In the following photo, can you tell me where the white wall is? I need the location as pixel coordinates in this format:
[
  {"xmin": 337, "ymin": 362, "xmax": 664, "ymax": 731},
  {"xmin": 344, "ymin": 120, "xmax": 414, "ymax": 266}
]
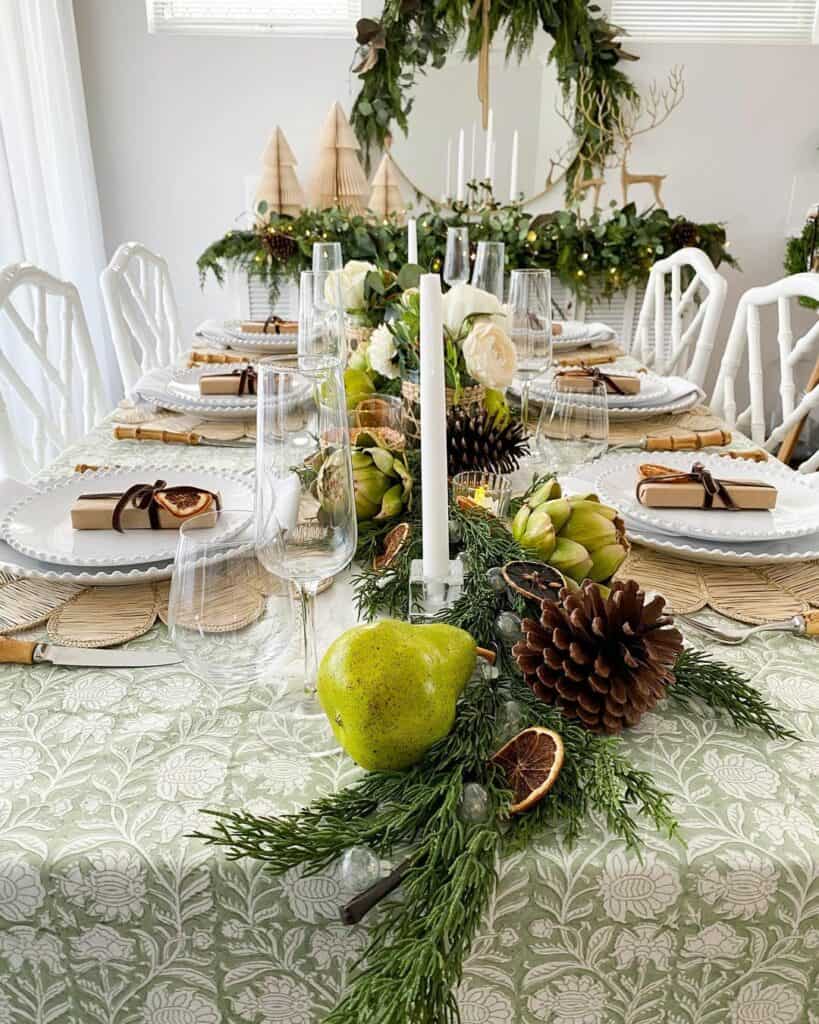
[{"xmin": 74, "ymin": 1, "xmax": 819, "ymax": 425}]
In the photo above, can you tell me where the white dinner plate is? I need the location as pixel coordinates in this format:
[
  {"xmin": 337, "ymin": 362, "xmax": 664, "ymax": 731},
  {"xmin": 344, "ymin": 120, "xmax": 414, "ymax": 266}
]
[
  {"xmin": 594, "ymin": 451, "xmax": 819, "ymax": 543},
  {"xmin": 553, "ymin": 321, "xmax": 616, "ymax": 351},
  {"xmin": 623, "ymin": 520, "xmax": 819, "ymax": 566},
  {"xmin": 195, "ymin": 319, "xmax": 298, "ymax": 355},
  {"xmin": 514, "ymin": 375, "xmax": 702, "ymax": 421},
  {"xmin": 549, "ymin": 371, "xmax": 671, "ymax": 409},
  {"xmin": 0, "ymin": 469, "xmax": 254, "ymax": 568}
]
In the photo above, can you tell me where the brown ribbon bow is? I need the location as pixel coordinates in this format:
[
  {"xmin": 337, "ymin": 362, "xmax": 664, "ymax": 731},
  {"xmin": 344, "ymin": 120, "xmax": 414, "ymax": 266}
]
[
  {"xmin": 80, "ymin": 481, "xmax": 221, "ymax": 532},
  {"xmin": 231, "ymin": 365, "xmax": 257, "ymax": 396},
  {"xmin": 558, "ymin": 366, "xmax": 626, "ymax": 395},
  {"xmin": 636, "ymin": 462, "xmax": 739, "ymax": 510},
  {"xmin": 262, "ymin": 315, "xmax": 287, "ymax": 335}
]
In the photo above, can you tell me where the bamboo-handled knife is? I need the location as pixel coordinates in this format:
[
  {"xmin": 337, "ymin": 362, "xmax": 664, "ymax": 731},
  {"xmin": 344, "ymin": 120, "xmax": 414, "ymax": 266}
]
[
  {"xmin": 611, "ymin": 428, "xmax": 733, "ymax": 452},
  {"xmin": 113, "ymin": 426, "xmax": 254, "ymax": 448},
  {"xmin": 0, "ymin": 637, "xmax": 181, "ymax": 667}
]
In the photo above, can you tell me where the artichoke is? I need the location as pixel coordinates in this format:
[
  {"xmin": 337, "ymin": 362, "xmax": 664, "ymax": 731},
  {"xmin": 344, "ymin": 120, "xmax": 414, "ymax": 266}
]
[
  {"xmin": 512, "ymin": 480, "xmax": 628, "ymax": 584},
  {"xmin": 317, "ymin": 429, "xmax": 412, "ymax": 522}
]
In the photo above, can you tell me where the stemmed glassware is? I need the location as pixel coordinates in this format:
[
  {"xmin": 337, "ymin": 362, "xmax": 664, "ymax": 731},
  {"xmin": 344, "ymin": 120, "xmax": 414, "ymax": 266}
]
[
  {"xmin": 298, "ymin": 269, "xmax": 346, "ymax": 362},
  {"xmin": 255, "ymin": 354, "xmax": 357, "ymax": 752},
  {"xmin": 535, "ymin": 375, "xmax": 609, "ymax": 477},
  {"xmin": 508, "ymin": 269, "xmax": 552, "ymax": 435},
  {"xmin": 168, "ymin": 510, "xmax": 295, "ymax": 698},
  {"xmin": 443, "ymin": 226, "xmax": 470, "ymax": 288},
  {"xmin": 471, "ymin": 240, "xmax": 505, "ymax": 301}
]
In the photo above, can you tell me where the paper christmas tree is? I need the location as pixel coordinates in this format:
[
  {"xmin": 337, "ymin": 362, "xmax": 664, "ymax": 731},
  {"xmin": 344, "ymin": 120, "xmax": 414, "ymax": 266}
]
[
  {"xmin": 254, "ymin": 126, "xmax": 305, "ymax": 220},
  {"xmin": 368, "ymin": 152, "xmax": 406, "ymax": 221},
  {"xmin": 311, "ymin": 102, "xmax": 370, "ymax": 213}
]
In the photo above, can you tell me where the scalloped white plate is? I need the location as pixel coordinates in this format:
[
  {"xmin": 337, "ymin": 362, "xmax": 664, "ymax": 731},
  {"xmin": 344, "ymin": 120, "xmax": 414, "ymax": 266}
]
[
  {"xmin": 594, "ymin": 450, "xmax": 819, "ymax": 543},
  {"xmin": 514, "ymin": 375, "xmax": 702, "ymax": 421},
  {"xmin": 0, "ymin": 469, "xmax": 254, "ymax": 568},
  {"xmin": 135, "ymin": 367, "xmax": 257, "ymax": 418},
  {"xmin": 624, "ymin": 521, "xmax": 819, "ymax": 566},
  {"xmin": 551, "ymin": 371, "xmax": 670, "ymax": 409},
  {"xmin": 195, "ymin": 319, "xmax": 298, "ymax": 354}
]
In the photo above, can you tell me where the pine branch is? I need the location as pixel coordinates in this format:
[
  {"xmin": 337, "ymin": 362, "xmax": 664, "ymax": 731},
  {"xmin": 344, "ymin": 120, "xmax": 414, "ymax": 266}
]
[{"xmin": 670, "ymin": 648, "xmax": 796, "ymax": 740}]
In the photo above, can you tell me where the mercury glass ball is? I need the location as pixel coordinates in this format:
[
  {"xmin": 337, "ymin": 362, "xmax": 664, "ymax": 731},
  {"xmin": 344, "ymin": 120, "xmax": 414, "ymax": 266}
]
[{"xmin": 340, "ymin": 846, "xmax": 381, "ymax": 891}]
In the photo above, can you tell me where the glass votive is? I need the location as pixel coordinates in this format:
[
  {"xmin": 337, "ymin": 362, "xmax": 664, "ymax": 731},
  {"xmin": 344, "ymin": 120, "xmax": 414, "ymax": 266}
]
[
  {"xmin": 349, "ymin": 394, "xmax": 404, "ymax": 433},
  {"xmin": 451, "ymin": 471, "xmax": 512, "ymax": 518}
]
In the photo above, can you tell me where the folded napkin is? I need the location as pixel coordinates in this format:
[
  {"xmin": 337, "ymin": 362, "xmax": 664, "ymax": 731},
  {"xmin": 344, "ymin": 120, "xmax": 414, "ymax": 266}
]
[
  {"xmin": 636, "ymin": 462, "xmax": 777, "ymax": 511},
  {"xmin": 71, "ymin": 480, "xmax": 222, "ymax": 531},
  {"xmin": 555, "ymin": 367, "xmax": 640, "ymax": 396},
  {"xmin": 199, "ymin": 366, "xmax": 257, "ymax": 396}
]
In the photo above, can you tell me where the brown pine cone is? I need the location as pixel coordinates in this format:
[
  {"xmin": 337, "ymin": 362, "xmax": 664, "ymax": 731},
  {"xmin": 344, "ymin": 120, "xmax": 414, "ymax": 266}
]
[{"xmin": 513, "ymin": 579, "xmax": 683, "ymax": 734}]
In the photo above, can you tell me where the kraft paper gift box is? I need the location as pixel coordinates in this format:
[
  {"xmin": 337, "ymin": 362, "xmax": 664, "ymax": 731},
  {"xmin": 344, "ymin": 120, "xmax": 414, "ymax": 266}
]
[
  {"xmin": 556, "ymin": 370, "xmax": 641, "ymax": 395},
  {"xmin": 636, "ymin": 470, "xmax": 777, "ymax": 511},
  {"xmin": 199, "ymin": 371, "xmax": 256, "ymax": 396},
  {"xmin": 239, "ymin": 319, "xmax": 297, "ymax": 334},
  {"xmin": 71, "ymin": 488, "xmax": 221, "ymax": 530}
]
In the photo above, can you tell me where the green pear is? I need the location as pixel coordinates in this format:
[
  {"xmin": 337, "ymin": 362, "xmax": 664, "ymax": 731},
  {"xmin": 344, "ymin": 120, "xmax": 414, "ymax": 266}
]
[{"xmin": 317, "ymin": 620, "xmax": 477, "ymax": 771}]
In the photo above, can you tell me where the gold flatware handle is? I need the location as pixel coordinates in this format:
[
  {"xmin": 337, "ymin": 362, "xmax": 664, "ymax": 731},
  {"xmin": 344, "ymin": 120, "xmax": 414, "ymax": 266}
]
[
  {"xmin": 719, "ymin": 449, "xmax": 769, "ymax": 463},
  {"xmin": 187, "ymin": 350, "xmax": 248, "ymax": 366},
  {"xmin": 645, "ymin": 429, "xmax": 732, "ymax": 451},
  {"xmin": 114, "ymin": 426, "xmax": 201, "ymax": 445},
  {"xmin": 804, "ymin": 610, "xmax": 819, "ymax": 637},
  {"xmin": 0, "ymin": 638, "xmax": 35, "ymax": 664}
]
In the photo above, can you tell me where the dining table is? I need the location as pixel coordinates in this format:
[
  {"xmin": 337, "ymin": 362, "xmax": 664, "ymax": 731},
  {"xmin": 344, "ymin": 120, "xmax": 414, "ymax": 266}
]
[{"xmin": 0, "ymin": 405, "xmax": 817, "ymax": 1024}]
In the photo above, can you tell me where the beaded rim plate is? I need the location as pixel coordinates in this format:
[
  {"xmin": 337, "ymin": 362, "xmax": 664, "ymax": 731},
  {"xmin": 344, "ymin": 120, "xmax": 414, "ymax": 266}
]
[
  {"xmin": 168, "ymin": 365, "xmax": 256, "ymax": 407},
  {"xmin": 0, "ymin": 469, "xmax": 254, "ymax": 567},
  {"xmin": 594, "ymin": 450, "xmax": 819, "ymax": 543}
]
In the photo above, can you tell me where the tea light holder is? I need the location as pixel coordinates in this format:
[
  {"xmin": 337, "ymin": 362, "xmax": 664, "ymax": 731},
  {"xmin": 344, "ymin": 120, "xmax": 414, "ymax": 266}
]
[{"xmin": 451, "ymin": 472, "xmax": 512, "ymax": 518}]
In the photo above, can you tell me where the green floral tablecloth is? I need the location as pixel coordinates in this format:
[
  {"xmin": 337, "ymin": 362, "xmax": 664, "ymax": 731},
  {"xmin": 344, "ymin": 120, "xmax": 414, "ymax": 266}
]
[{"xmin": 0, "ymin": 420, "xmax": 817, "ymax": 1024}]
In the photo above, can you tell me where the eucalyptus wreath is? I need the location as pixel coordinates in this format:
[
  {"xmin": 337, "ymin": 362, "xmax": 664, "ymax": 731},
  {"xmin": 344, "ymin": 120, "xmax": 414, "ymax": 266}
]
[{"xmin": 349, "ymin": 0, "xmax": 638, "ymax": 189}]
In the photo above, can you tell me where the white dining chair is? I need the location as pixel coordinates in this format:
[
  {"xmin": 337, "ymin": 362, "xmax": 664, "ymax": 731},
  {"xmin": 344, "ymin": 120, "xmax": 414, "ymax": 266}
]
[
  {"xmin": 0, "ymin": 263, "xmax": 107, "ymax": 478},
  {"xmin": 100, "ymin": 242, "xmax": 183, "ymax": 393},
  {"xmin": 712, "ymin": 272, "xmax": 819, "ymax": 471},
  {"xmin": 630, "ymin": 248, "xmax": 728, "ymax": 390}
]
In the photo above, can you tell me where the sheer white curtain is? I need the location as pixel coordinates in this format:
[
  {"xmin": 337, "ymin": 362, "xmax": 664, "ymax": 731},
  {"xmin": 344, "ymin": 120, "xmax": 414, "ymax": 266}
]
[{"xmin": 0, "ymin": 0, "xmax": 120, "ymax": 407}]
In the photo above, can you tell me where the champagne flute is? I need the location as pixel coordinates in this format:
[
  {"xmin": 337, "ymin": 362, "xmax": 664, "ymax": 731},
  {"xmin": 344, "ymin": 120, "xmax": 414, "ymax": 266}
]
[
  {"xmin": 471, "ymin": 240, "xmax": 505, "ymax": 301},
  {"xmin": 298, "ymin": 269, "xmax": 346, "ymax": 362},
  {"xmin": 508, "ymin": 269, "xmax": 552, "ymax": 436},
  {"xmin": 312, "ymin": 241, "xmax": 342, "ymax": 273},
  {"xmin": 443, "ymin": 226, "xmax": 470, "ymax": 288},
  {"xmin": 535, "ymin": 375, "xmax": 609, "ymax": 477},
  {"xmin": 255, "ymin": 355, "xmax": 357, "ymax": 750}
]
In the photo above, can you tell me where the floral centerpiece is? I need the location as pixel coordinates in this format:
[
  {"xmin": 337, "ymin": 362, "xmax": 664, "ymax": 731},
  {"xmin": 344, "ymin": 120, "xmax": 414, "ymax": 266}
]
[
  {"xmin": 365, "ymin": 282, "xmax": 517, "ymax": 442},
  {"xmin": 327, "ymin": 259, "xmax": 421, "ymax": 349}
]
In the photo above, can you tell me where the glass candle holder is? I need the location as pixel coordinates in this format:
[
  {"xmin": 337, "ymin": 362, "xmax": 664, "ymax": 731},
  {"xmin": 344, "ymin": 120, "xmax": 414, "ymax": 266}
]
[
  {"xmin": 451, "ymin": 471, "xmax": 512, "ymax": 518},
  {"xmin": 349, "ymin": 394, "xmax": 404, "ymax": 433}
]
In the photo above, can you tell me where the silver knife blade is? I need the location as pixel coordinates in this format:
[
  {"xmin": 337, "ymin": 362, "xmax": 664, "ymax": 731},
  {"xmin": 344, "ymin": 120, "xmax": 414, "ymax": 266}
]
[
  {"xmin": 197, "ymin": 438, "xmax": 255, "ymax": 448},
  {"xmin": 34, "ymin": 644, "xmax": 182, "ymax": 668}
]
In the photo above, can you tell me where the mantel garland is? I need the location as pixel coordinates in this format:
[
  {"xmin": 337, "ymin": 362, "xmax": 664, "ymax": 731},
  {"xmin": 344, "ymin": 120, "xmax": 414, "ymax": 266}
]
[
  {"xmin": 199, "ymin": 492, "xmax": 791, "ymax": 1024},
  {"xmin": 349, "ymin": 0, "xmax": 639, "ymax": 191},
  {"xmin": 197, "ymin": 200, "xmax": 735, "ymax": 306}
]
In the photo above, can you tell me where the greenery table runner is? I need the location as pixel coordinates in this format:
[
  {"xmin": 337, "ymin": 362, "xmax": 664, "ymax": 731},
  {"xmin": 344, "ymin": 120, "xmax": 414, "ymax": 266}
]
[{"xmin": 0, "ymin": 424, "xmax": 817, "ymax": 1024}]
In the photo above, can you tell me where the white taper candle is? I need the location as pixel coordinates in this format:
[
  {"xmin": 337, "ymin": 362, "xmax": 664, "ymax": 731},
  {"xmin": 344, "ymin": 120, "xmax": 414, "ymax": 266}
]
[
  {"xmin": 484, "ymin": 108, "xmax": 494, "ymax": 180},
  {"xmin": 419, "ymin": 273, "xmax": 449, "ymax": 580},
  {"xmin": 407, "ymin": 218, "xmax": 418, "ymax": 265},
  {"xmin": 456, "ymin": 128, "xmax": 465, "ymax": 202},
  {"xmin": 444, "ymin": 139, "xmax": 452, "ymax": 202},
  {"xmin": 470, "ymin": 122, "xmax": 477, "ymax": 181},
  {"xmin": 509, "ymin": 129, "xmax": 519, "ymax": 202}
]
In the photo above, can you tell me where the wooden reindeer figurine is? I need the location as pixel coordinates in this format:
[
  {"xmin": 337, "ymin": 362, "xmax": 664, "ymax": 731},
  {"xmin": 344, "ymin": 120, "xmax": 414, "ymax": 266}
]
[
  {"xmin": 620, "ymin": 140, "xmax": 666, "ymax": 208},
  {"xmin": 572, "ymin": 159, "xmax": 605, "ymax": 209}
]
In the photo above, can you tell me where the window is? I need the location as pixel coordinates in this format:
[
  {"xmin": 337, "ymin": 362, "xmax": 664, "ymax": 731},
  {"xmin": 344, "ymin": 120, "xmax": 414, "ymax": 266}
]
[
  {"xmin": 146, "ymin": 0, "xmax": 361, "ymax": 37},
  {"xmin": 609, "ymin": 1, "xmax": 819, "ymax": 43}
]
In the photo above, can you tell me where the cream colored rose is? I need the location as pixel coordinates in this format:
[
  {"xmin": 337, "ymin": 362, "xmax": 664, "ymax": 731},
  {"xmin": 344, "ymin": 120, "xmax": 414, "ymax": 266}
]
[
  {"xmin": 325, "ymin": 260, "xmax": 376, "ymax": 311},
  {"xmin": 368, "ymin": 324, "xmax": 399, "ymax": 379},
  {"xmin": 462, "ymin": 321, "xmax": 517, "ymax": 388},
  {"xmin": 442, "ymin": 283, "xmax": 503, "ymax": 334}
]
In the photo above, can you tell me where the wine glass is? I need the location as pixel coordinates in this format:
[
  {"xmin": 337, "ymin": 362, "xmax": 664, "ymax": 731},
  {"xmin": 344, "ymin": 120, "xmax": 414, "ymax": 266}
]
[
  {"xmin": 535, "ymin": 374, "xmax": 609, "ymax": 478},
  {"xmin": 443, "ymin": 226, "xmax": 470, "ymax": 288},
  {"xmin": 471, "ymin": 240, "xmax": 505, "ymax": 301},
  {"xmin": 312, "ymin": 241, "xmax": 342, "ymax": 273},
  {"xmin": 255, "ymin": 355, "xmax": 358, "ymax": 751},
  {"xmin": 298, "ymin": 269, "xmax": 346, "ymax": 362},
  {"xmin": 168, "ymin": 509, "xmax": 296, "ymax": 699},
  {"xmin": 508, "ymin": 269, "xmax": 552, "ymax": 436}
]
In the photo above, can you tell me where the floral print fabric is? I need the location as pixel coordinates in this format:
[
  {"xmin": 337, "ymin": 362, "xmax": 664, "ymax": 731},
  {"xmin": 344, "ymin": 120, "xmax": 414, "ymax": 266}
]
[{"xmin": 0, "ymin": 423, "xmax": 815, "ymax": 1022}]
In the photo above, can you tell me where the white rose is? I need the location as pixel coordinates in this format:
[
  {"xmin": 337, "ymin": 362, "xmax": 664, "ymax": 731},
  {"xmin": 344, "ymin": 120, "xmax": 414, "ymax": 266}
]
[
  {"xmin": 442, "ymin": 282, "xmax": 503, "ymax": 334},
  {"xmin": 462, "ymin": 321, "xmax": 517, "ymax": 388},
  {"xmin": 325, "ymin": 260, "xmax": 376, "ymax": 311},
  {"xmin": 368, "ymin": 324, "xmax": 399, "ymax": 379}
]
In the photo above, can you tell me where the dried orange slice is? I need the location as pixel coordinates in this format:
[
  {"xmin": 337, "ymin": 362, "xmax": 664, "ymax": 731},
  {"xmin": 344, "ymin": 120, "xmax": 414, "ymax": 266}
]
[
  {"xmin": 154, "ymin": 488, "xmax": 214, "ymax": 520},
  {"xmin": 491, "ymin": 727, "xmax": 564, "ymax": 814},
  {"xmin": 373, "ymin": 522, "xmax": 411, "ymax": 571}
]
